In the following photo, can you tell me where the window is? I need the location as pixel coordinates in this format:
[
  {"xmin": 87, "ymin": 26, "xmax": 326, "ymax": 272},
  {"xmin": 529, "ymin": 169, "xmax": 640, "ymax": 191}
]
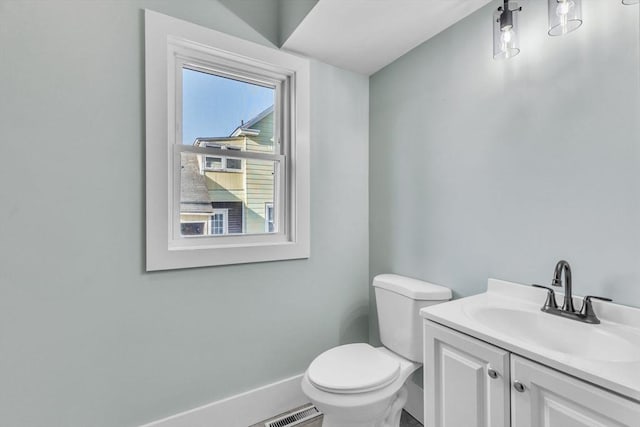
[
  {"xmin": 224, "ymin": 147, "xmax": 243, "ymax": 171},
  {"xmin": 145, "ymin": 10, "xmax": 310, "ymax": 270},
  {"xmin": 225, "ymin": 157, "xmax": 242, "ymax": 171},
  {"xmin": 204, "ymin": 156, "xmax": 223, "ymax": 170},
  {"xmin": 181, "ymin": 222, "xmax": 205, "ymax": 236},
  {"xmin": 265, "ymin": 203, "xmax": 275, "ymax": 233},
  {"xmin": 210, "ymin": 209, "xmax": 228, "ymax": 235},
  {"xmin": 201, "ymin": 145, "xmax": 243, "ymax": 172}
]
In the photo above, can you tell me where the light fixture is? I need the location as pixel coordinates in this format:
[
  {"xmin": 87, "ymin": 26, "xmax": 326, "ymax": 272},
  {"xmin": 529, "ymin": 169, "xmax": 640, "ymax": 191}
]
[
  {"xmin": 548, "ymin": 0, "xmax": 583, "ymax": 36},
  {"xmin": 622, "ymin": 0, "xmax": 639, "ymax": 5},
  {"xmin": 493, "ymin": 0, "xmax": 522, "ymax": 60}
]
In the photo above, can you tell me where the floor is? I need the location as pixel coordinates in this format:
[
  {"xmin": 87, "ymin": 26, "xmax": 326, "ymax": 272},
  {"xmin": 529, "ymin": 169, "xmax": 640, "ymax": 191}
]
[{"xmin": 249, "ymin": 406, "xmax": 422, "ymax": 426}]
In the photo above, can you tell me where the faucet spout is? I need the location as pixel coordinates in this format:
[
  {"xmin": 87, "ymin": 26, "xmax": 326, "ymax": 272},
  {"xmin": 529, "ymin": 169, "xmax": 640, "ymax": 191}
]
[{"xmin": 552, "ymin": 260, "xmax": 575, "ymax": 313}]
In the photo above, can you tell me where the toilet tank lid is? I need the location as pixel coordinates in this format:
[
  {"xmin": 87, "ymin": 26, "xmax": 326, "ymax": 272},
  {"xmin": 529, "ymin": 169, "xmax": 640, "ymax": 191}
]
[{"xmin": 373, "ymin": 274, "xmax": 451, "ymax": 300}]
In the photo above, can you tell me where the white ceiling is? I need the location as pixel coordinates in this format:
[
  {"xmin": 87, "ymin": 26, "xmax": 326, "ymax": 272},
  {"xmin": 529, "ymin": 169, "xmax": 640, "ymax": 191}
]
[{"xmin": 282, "ymin": 0, "xmax": 493, "ymax": 75}]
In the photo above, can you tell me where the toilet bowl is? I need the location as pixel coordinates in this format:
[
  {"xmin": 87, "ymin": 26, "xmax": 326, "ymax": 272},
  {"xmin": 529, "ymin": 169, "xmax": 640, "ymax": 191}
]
[
  {"xmin": 301, "ymin": 344, "xmax": 419, "ymax": 427},
  {"xmin": 301, "ymin": 274, "xmax": 451, "ymax": 427}
]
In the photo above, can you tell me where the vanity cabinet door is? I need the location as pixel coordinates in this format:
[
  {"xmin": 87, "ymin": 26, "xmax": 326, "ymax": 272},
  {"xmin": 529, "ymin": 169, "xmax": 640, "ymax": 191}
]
[
  {"xmin": 424, "ymin": 321, "xmax": 511, "ymax": 427},
  {"xmin": 511, "ymin": 355, "xmax": 640, "ymax": 427}
]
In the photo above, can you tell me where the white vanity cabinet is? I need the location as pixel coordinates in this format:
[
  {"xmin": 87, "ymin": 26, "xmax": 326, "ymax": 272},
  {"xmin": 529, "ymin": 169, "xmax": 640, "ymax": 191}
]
[
  {"xmin": 424, "ymin": 321, "xmax": 511, "ymax": 427},
  {"xmin": 511, "ymin": 355, "xmax": 640, "ymax": 427},
  {"xmin": 424, "ymin": 320, "xmax": 640, "ymax": 427}
]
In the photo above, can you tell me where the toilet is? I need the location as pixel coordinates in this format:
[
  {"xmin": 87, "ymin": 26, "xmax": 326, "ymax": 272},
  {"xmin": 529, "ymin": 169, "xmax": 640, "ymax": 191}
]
[{"xmin": 301, "ymin": 274, "xmax": 452, "ymax": 427}]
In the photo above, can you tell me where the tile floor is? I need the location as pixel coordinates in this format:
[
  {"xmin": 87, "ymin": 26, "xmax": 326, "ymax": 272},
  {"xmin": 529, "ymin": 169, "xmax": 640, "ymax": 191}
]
[{"xmin": 250, "ymin": 406, "xmax": 422, "ymax": 426}]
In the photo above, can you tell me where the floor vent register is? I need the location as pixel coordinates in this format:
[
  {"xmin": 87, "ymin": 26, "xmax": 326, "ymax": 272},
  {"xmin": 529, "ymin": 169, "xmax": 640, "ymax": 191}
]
[{"xmin": 264, "ymin": 404, "xmax": 321, "ymax": 427}]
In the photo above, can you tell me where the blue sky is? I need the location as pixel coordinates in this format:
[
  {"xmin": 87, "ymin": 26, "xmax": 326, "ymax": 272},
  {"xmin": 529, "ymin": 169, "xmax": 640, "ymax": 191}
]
[{"xmin": 182, "ymin": 68, "xmax": 274, "ymax": 145}]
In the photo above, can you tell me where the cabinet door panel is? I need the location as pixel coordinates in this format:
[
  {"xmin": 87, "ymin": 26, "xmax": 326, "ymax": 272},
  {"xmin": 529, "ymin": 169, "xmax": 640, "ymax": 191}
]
[
  {"xmin": 424, "ymin": 321, "xmax": 510, "ymax": 427},
  {"xmin": 511, "ymin": 355, "xmax": 640, "ymax": 427}
]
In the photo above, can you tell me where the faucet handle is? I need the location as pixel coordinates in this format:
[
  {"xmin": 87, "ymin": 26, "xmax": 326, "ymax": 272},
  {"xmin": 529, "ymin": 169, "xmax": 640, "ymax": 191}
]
[
  {"xmin": 583, "ymin": 295, "xmax": 612, "ymax": 303},
  {"xmin": 580, "ymin": 295, "xmax": 613, "ymax": 324},
  {"xmin": 532, "ymin": 284, "xmax": 558, "ymax": 309}
]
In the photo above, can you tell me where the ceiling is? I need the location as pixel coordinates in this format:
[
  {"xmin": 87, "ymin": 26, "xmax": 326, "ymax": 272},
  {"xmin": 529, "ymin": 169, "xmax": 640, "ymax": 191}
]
[{"xmin": 281, "ymin": 0, "xmax": 493, "ymax": 75}]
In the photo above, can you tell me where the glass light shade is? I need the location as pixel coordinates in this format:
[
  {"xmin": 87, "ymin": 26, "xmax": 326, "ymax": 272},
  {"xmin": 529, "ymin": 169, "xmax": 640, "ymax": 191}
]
[
  {"xmin": 622, "ymin": 0, "xmax": 639, "ymax": 5},
  {"xmin": 493, "ymin": 4, "xmax": 520, "ymax": 60},
  {"xmin": 548, "ymin": 0, "xmax": 582, "ymax": 36}
]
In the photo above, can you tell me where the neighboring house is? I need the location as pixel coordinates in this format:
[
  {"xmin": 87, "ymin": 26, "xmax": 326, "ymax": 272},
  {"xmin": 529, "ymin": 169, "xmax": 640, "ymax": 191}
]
[
  {"xmin": 179, "ymin": 153, "xmax": 215, "ymax": 235},
  {"xmin": 179, "ymin": 106, "xmax": 275, "ymax": 236}
]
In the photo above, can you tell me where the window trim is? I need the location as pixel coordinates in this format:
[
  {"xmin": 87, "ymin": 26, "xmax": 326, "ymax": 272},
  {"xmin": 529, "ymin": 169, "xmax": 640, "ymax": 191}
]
[{"xmin": 145, "ymin": 10, "xmax": 309, "ymax": 271}]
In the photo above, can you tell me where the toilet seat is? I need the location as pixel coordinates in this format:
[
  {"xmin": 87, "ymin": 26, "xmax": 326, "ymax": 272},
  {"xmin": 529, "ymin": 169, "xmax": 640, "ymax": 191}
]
[{"xmin": 307, "ymin": 343, "xmax": 400, "ymax": 394}]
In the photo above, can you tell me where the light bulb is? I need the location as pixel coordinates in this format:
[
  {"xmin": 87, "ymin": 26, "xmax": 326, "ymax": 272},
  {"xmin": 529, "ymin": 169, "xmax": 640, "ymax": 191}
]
[
  {"xmin": 556, "ymin": 0, "xmax": 575, "ymax": 34},
  {"xmin": 500, "ymin": 27, "xmax": 513, "ymax": 52}
]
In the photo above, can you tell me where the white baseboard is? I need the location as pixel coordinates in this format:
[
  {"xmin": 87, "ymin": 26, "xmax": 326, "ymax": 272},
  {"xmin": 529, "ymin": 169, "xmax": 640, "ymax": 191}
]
[
  {"xmin": 139, "ymin": 374, "xmax": 308, "ymax": 427},
  {"xmin": 404, "ymin": 379, "xmax": 424, "ymax": 425}
]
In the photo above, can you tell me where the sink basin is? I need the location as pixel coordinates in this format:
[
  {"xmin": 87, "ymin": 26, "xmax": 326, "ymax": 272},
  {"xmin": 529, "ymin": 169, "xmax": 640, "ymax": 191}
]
[{"xmin": 465, "ymin": 306, "xmax": 640, "ymax": 363}]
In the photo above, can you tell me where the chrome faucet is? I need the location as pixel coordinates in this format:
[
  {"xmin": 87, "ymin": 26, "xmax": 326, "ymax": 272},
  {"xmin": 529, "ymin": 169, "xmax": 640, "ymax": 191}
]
[
  {"xmin": 532, "ymin": 260, "xmax": 612, "ymax": 324},
  {"xmin": 552, "ymin": 260, "xmax": 575, "ymax": 312}
]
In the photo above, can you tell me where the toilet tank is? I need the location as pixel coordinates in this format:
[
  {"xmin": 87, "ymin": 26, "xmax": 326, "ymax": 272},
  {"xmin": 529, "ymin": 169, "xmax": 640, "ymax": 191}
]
[{"xmin": 373, "ymin": 274, "xmax": 452, "ymax": 362}]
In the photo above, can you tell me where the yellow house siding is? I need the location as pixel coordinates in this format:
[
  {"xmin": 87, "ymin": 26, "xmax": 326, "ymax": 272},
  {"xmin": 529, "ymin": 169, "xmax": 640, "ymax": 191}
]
[
  {"xmin": 245, "ymin": 159, "xmax": 274, "ymax": 234},
  {"xmin": 245, "ymin": 111, "xmax": 275, "ymax": 233},
  {"xmin": 245, "ymin": 111, "xmax": 274, "ymax": 154},
  {"xmin": 204, "ymin": 171, "xmax": 244, "ymax": 203}
]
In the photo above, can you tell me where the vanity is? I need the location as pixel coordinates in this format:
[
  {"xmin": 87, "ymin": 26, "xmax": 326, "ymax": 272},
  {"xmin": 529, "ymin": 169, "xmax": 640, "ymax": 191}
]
[{"xmin": 420, "ymin": 278, "xmax": 640, "ymax": 427}]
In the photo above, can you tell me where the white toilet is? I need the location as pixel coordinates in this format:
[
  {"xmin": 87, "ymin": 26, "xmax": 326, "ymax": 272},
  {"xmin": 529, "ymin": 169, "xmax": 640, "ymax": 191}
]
[{"xmin": 301, "ymin": 274, "xmax": 452, "ymax": 427}]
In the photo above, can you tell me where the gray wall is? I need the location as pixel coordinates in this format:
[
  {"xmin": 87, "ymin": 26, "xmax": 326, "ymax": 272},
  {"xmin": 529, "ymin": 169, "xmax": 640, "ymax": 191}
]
[
  {"xmin": 370, "ymin": 0, "xmax": 640, "ymax": 345},
  {"xmin": 278, "ymin": 0, "xmax": 318, "ymax": 46},
  {"xmin": 0, "ymin": 1, "xmax": 369, "ymax": 426},
  {"xmin": 218, "ymin": 0, "xmax": 319, "ymax": 46}
]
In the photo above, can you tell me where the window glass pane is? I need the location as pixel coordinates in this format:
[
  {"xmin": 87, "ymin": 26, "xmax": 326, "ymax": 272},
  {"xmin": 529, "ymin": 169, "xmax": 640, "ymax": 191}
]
[
  {"xmin": 205, "ymin": 156, "xmax": 223, "ymax": 169},
  {"xmin": 181, "ymin": 222, "xmax": 205, "ymax": 236},
  {"xmin": 225, "ymin": 158, "xmax": 242, "ymax": 170},
  {"xmin": 182, "ymin": 68, "xmax": 276, "ymax": 155},
  {"xmin": 180, "ymin": 152, "xmax": 278, "ymax": 237}
]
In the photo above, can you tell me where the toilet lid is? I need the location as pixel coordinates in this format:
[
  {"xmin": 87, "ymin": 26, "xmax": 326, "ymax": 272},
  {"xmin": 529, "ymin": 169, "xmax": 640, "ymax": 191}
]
[{"xmin": 307, "ymin": 343, "xmax": 400, "ymax": 394}]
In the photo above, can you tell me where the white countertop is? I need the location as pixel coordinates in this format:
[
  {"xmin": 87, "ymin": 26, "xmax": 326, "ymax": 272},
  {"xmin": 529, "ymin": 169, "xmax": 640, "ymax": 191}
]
[{"xmin": 420, "ymin": 278, "xmax": 640, "ymax": 402}]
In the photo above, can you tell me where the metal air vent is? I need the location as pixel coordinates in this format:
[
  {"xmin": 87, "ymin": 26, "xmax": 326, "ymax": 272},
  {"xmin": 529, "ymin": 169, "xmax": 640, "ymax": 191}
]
[{"xmin": 264, "ymin": 404, "xmax": 321, "ymax": 427}]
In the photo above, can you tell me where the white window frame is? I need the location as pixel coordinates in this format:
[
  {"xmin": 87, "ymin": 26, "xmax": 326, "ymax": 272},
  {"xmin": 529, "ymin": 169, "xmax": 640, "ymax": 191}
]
[{"xmin": 145, "ymin": 10, "xmax": 310, "ymax": 271}]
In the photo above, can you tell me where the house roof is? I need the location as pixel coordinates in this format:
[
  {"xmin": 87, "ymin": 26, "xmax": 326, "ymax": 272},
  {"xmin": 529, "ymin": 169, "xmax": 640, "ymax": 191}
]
[
  {"xmin": 190, "ymin": 105, "xmax": 274, "ymax": 145},
  {"xmin": 180, "ymin": 153, "xmax": 214, "ymax": 214},
  {"xmin": 230, "ymin": 105, "xmax": 273, "ymax": 137},
  {"xmin": 192, "ymin": 136, "xmax": 244, "ymax": 147}
]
